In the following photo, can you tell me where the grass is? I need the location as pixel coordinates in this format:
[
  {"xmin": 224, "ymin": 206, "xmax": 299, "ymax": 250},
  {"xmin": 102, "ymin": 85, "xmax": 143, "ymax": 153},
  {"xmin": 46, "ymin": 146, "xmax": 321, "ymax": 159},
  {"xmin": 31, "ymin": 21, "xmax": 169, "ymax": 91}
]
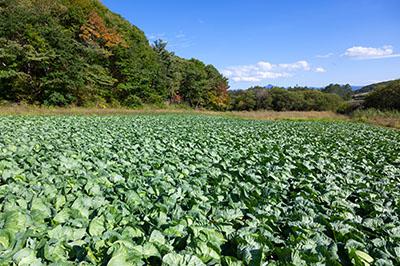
[
  {"xmin": 225, "ymin": 110, "xmax": 347, "ymax": 122},
  {"xmin": 0, "ymin": 104, "xmax": 346, "ymax": 120},
  {"xmin": 0, "ymin": 104, "xmax": 190, "ymax": 116},
  {"xmin": 0, "ymin": 104, "xmax": 398, "ymax": 129},
  {"xmin": 351, "ymin": 109, "xmax": 400, "ymax": 129}
]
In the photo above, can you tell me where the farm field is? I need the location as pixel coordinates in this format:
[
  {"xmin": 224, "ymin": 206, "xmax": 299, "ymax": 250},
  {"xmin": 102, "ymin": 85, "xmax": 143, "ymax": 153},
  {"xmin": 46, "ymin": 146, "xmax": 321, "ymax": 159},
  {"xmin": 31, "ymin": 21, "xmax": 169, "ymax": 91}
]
[{"xmin": 0, "ymin": 115, "xmax": 399, "ymax": 265}]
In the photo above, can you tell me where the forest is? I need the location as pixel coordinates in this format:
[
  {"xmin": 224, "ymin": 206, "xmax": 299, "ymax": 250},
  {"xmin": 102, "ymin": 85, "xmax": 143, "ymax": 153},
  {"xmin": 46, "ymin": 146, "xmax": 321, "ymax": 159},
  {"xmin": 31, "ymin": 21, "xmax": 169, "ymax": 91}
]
[{"xmin": 0, "ymin": 0, "xmax": 229, "ymax": 110}]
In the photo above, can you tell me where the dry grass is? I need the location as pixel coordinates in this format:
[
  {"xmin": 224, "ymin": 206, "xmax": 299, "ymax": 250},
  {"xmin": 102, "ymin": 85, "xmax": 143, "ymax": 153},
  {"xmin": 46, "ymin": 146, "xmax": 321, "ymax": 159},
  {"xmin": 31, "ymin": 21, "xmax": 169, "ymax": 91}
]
[
  {"xmin": 225, "ymin": 111, "xmax": 347, "ymax": 121},
  {"xmin": 366, "ymin": 117, "xmax": 400, "ymax": 129},
  {"xmin": 2, "ymin": 105, "xmax": 399, "ymax": 130},
  {"xmin": 0, "ymin": 105, "xmax": 190, "ymax": 116},
  {"xmin": 352, "ymin": 109, "xmax": 400, "ymax": 129},
  {"xmin": 0, "ymin": 105, "xmax": 347, "ymax": 121}
]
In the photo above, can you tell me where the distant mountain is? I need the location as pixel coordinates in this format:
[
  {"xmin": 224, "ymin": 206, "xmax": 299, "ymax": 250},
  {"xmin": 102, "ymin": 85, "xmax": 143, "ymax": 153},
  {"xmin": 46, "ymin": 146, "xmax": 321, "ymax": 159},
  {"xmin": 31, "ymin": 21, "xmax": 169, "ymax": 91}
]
[
  {"xmin": 351, "ymin": 86, "xmax": 363, "ymax": 91},
  {"xmin": 264, "ymin": 84, "xmax": 275, "ymax": 89},
  {"xmin": 262, "ymin": 84, "xmax": 322, "ymax": 90}
]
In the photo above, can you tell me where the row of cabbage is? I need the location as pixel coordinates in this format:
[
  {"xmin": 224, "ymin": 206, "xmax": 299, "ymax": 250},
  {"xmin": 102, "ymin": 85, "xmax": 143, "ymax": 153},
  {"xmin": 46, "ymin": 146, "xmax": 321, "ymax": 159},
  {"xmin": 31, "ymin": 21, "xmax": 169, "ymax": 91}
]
[{"xmin": 0, "ymin": 115, "xmax": 399, "ymax": 265}]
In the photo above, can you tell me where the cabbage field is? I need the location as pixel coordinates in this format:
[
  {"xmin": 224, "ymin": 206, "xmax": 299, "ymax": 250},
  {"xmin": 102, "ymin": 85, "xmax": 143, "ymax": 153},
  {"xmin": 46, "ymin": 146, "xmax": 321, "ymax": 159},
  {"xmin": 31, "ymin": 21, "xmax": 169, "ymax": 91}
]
[{"xmin": 0, "ymin": 115, "xmax": 399, "ymax": 266}]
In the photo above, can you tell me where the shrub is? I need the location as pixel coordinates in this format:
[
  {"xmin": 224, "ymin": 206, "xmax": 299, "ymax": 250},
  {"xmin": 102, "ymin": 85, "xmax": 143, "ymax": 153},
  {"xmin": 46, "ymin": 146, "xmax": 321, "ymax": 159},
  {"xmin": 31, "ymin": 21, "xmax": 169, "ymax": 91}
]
[
  {"xmin": 337, "ymin": 101, "xmax": 363, "ymax": 114},
  {"xmin": 123, "ymin": 95, "xmax": 143, "ymax": 108},
  {"xmin": 44, "ymin": 92, "xmax": 74, "ymax": 106}
]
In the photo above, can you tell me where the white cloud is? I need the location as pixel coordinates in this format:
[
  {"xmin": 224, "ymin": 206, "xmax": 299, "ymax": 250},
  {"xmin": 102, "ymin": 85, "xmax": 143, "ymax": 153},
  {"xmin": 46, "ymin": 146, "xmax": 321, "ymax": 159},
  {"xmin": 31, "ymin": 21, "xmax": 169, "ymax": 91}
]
[
  {"xmin": 316, "ymin": 53, "xmax": 334, "ymax": 58},
  {"xmin": 279, "ymin": 60, "xmax": 310, "ymax": 71},
  {"xmin": 257, "ymin": 61, "xmax": 273, "ymax": 70},
  {"xmin": 222, "ymin": 60, "xmax": 320, "ymax": 82},
  {"xmin": 344, "ymin": 45, "xmax": 400, "ymax": 59},
  {"xmin": 315, "ymin": 67, "xmax": 326, "ymax": 73}
]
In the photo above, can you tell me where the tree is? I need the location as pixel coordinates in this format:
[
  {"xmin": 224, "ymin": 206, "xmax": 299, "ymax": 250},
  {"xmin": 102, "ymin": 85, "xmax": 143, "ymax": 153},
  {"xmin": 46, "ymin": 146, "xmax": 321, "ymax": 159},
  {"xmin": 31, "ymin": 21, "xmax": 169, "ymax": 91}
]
[
  {"xmin": 204, "ymin": 65, "xmax": 229, "ymax": 110},
  {"xmin": 152, "ymin": 39, "xmax": 179, "ymax": 103},
  {"xmin": 322, "ymin": 84, "xmax": 353, "ymax": 100},
  {"xmin": 228, "ymin": 87, "xmax": 344, "ymax": 112},
  {"xmin": 270, "ymin": 88, "xmax": 304, "ymax": 111},
  {"xmin": 364, "ymin": 80, "xmax": 400, "ymax": 110}
]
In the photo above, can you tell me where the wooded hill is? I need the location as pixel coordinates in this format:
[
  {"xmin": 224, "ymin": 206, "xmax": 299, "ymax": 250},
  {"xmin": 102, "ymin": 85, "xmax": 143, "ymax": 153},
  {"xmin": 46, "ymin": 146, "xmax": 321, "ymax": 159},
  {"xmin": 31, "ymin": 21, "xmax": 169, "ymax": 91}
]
[
  {"xmin": 360, "ymin": 79, "xmax": 400, "ymax": 110},
  {"xmin": 0, "ymin": 0, "xmax": 229, "ymax": 109}
]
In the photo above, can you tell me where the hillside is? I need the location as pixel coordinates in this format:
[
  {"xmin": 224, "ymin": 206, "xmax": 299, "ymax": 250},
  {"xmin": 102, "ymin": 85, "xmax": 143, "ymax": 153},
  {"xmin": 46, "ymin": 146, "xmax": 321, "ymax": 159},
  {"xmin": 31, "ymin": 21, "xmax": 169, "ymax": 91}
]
[
  {"xmin": 355, "ymin": 79, "xmax": 400, "ymax": 94},
  {"xmin": 361, "ymin": 79, "xmax": 400, "ymax": 110},
  {"xmin": 0, "ymin": 0, "xmax": 229, "ymax": 109}
]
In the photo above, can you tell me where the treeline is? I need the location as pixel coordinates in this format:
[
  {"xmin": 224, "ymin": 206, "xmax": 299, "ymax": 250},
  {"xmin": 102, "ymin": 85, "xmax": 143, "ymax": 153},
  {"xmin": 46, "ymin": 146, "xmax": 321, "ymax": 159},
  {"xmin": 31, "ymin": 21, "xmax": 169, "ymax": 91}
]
[
  {"xmin": 0, "ymin": 0, "xmax": 229, "ymax": 110},
  {"xmin": 229, "ymin": 85, "xmax": 346, "ymax": 111},
  {"xmin": 229, "ymin": 81, "xmax": 400, "ymax": 112}
]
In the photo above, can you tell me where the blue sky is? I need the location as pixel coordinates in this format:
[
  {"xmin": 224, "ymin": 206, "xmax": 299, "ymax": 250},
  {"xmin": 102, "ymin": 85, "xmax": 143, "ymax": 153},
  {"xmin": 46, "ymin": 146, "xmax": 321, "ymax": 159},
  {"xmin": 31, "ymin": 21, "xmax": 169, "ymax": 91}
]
[{"xmin": 102, "ymin": 0, "xmax": 400, "ymax": 89}]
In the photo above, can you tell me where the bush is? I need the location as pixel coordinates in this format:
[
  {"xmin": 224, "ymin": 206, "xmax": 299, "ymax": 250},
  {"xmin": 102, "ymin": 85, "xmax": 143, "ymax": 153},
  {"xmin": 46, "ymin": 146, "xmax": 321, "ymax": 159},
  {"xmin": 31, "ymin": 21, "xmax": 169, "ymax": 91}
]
[
  {"xmin": 145, "ymin": 94, "xmax": 164, "ymax": 105},
  {"xmin": 336, "ymin": 101, "xmax": 362, "ymax": 114},
  {"xmin": 44, "ymin": 92, "xmax": 74, "ymax": 107},
  {"xmin": 0, "ymin": 100, "xmax": 11, "ymax": 106},
  {"xmin": 270, "ymin": 89, "xmax": 306, "ymax": 111},
  {"xmin": 229, "ymin": 90, "xmax": 256, "ymax": 111},
  {"xmin": 81, "ymin": 96, "xmax": 108, "ymax": 108},
  {"xmin": 320, "ymin": 93, "xmax": 343, "ymax": 111},
  {"xmin": 123, "ymin": 95, "xmax": 143, "ymax": 108}
]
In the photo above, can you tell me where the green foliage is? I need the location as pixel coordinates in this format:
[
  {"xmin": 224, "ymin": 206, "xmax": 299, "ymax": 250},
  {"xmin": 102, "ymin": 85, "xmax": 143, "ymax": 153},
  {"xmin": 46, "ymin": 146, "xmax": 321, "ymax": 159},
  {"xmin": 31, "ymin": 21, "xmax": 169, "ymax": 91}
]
[
  {"xmin": 0, "ymin": 0, "xmax": 228, "ymax": 110},
  {"xmin": 229, "ymin": 89, "xmax": 258, "ymax": 111},
  {"xmin": 303, "ymin": 90, "xmax": 343, "ymax": 111},
  {"xmin": 229, "ymin": 87, "xmax": 343, "ymax": 111},
  {"xmin": 270, "ymin": 88, "xmax": 305, "ymax": 111},
  {"xmin": 123, "ymin": 95, "xmax": 143, "ymax": 108},
  {"xmin": 322, "ymin": 84, "xmax": 353, "ymax": 100},
  {"xmin": 153, "ymin": 55, "xmax": 229, "ymax": 110},
  {"xmin": 364, "ymin": 80, "xmax": 400, "ymax": 110},
  {"xmin": 44, "ymin": 92, "xmax": 74, "ymax": 106},
  {"xmin": 0, "ymin": 115, "xmax": 399, "ymax": 265},
  {"xmin": 337, "ymin": 101, "xmax": 365, "ymax": 115}
]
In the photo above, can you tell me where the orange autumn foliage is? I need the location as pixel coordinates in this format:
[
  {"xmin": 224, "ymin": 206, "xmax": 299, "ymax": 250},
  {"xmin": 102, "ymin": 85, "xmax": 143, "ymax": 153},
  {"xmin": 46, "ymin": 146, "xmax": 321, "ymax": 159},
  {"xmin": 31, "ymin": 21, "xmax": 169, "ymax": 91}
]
[
  {"xmin": 210, "ymin": 83, "xmax": 229, "ymax": 109},
  {"xmin": 80, "ymin": 11, "xmax": 126, "ymax": 48}
]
